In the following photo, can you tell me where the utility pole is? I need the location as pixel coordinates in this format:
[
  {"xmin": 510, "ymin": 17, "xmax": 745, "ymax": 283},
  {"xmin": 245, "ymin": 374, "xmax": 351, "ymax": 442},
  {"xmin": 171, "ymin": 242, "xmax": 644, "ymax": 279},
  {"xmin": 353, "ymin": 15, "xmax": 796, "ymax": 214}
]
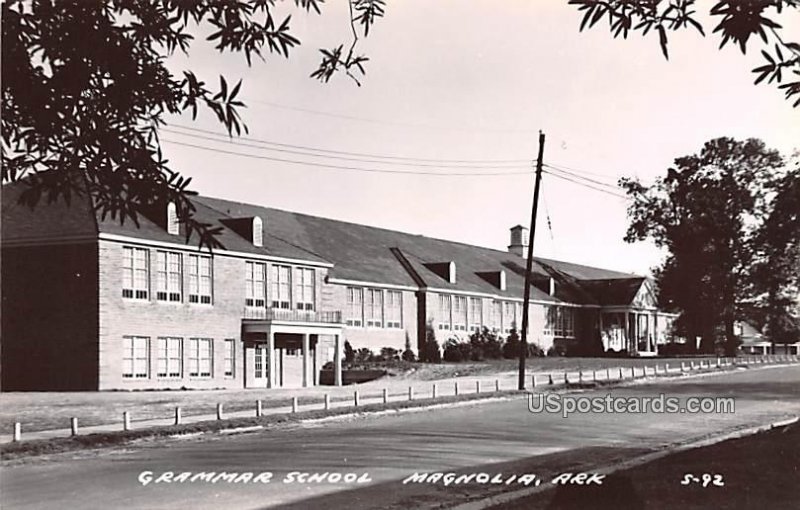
[{"xmin": 518, "ymin": 131, "xmax": 545, "ymax": 390}]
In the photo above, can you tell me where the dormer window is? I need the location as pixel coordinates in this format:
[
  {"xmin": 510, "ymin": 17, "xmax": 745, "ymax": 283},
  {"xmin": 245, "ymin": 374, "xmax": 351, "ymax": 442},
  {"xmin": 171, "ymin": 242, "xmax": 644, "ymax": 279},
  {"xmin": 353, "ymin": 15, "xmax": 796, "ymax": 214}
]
[
  {"xmin": 499, "ymin": 270, "xmax": 507, "ymax": 291},
  {"xmin": 167, "ymin": 202, "xmax": 179, "ymax": 235},
  {"xmin": 252, "ymin": 216, "xmax": 263, "ymax": 247},
  {"xmin": 448, "ymin": 261, "xmax": 456, "ymax": 284},
  {"xmin": 424, "ymin": 261, "xmax": 457, "ymax": 284}
]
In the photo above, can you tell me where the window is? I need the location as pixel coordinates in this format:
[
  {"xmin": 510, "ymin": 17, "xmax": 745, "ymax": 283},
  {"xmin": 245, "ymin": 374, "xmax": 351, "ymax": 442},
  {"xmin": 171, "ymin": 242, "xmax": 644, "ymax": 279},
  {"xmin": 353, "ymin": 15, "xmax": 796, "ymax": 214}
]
[
  {"xmin": 453, "ymin": 296, "xmax": 468, "ymax": 331},
  {"xmin": 385, "ymin": 291, "xmax": 402, "ymax": 328},
  {"xmin": 122, "ymin": 247, "xmax": 149, "ymax": 300},
  {"xmin": 545, "ymin": 306, "xmax": 575, "ymax": 338},
  {"xmin": 294, "ymin": 268, "xmax": 315, "ymax": 311},
  {"xmin": 122, "ymin": 336, "xmax": 149, "ymax": 379},
  {"xmin": 270, "ymin": 265, "xmax": 291, "ymax": 309},
  {"xmin": 254, "ymin": 345, "xmax": 264, "ymax": 379},
  {"xmin": 224, "ymin": 339, "xmax": 235, "ymax": 377},
  {"xmin": 346, "ymin": 287, "xmax": 363, "ymax": 327},
  {"xmin": 188, "ymin": 338, "xmax": 213, "ymax": 378},
  {"xmin": 167, "ymin": 202, "xmax": 179, "ymax": 235},
  {"xmin": 438, "ymin": 294, "xmax": 451, "ymax": 330},
  {"xmin": 245, "ymin": 261, "xmax": 267, "ymax": 307},
  {"xmin": 503, "ymin": 301, "xmax": 516, "ymax": 334},
  {"xmin": 491, "ymin": 300, "xmax": 502, "ymax": 332},
  {"xmin": 366, "ymin": 289, "xmax": 383, "ymax": 327},
  {"xmin": 187, "ymin": 254, "xmax": 212, "ymax": 304},
  {"xmin": 156, "ymin": 337, "xmax": 182, "ymax": 378},
  {"xmin": 469, "ymin": 297, "xmax": 482, "ymax": 332},
  {"xmin": 156, "ymin": 251, "xmax": 182, "ymax": 302}
]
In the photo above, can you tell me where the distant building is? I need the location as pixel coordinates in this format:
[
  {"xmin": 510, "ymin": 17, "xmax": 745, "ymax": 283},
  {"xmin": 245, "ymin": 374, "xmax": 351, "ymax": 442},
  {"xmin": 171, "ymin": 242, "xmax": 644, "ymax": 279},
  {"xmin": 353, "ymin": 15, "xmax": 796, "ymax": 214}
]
[{"xmin": 2, "ymin": 181, "xmax": 677, "ymax": 391}]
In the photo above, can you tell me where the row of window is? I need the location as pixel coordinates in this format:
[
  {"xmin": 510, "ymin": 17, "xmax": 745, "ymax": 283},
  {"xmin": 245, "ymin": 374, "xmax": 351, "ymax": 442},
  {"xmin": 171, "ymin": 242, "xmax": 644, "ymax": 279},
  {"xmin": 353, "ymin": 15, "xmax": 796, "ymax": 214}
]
[
  {"xmin": 122, "ymin": 336, "xmax": 235, "ymax": 380},
  {"xmin": 122, "ymin": 247, "xmax": 316, "ymax": 310},
  {"xmin": 245, "ymin": 262, "xmax": 314, "ymax": 310},
  {"xmin": 345, "ymin": 287, "xmax": 403, "ymax": 328},
  {"xmin": 435, "ymin": 295, "xmax": 576, "ymax": 338}
]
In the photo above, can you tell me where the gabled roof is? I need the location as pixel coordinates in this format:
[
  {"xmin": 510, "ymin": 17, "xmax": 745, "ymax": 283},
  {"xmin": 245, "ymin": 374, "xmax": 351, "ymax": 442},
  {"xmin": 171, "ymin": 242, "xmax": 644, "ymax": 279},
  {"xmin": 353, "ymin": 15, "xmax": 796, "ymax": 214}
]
[{"xmin": 580, "ymin": 277, "xmax": 649, "ymax": 306}]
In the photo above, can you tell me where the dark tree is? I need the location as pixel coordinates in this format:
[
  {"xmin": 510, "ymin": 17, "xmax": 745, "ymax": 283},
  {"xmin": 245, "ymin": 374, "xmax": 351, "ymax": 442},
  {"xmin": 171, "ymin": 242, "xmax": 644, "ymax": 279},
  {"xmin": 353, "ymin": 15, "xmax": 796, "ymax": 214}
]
[
  {"xmin": 1, "ymin": 0, "xmax": 384, "ymax": 247},
  {"xmin": 569, "ymin": 0, "xmax": 800, "ymax": 107},
  {"xmin": 621, "ymin": 138, "xmax": 786, "ymax": 355}
]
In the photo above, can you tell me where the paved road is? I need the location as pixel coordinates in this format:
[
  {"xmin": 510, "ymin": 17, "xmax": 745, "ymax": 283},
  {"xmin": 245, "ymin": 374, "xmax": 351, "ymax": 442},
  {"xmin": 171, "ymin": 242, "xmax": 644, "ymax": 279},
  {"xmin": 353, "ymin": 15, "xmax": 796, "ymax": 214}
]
[{"xmin": 2, "ymin": 365, "xmax": 798, "ymax": 510}]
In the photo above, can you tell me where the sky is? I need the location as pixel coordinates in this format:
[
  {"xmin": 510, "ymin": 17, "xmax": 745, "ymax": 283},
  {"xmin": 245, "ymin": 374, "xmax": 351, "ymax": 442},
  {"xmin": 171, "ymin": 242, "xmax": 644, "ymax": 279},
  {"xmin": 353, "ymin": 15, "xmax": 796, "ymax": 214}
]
[{"xmin": 161, "ymin": 1, "xmax": 799, "ymax": 276}]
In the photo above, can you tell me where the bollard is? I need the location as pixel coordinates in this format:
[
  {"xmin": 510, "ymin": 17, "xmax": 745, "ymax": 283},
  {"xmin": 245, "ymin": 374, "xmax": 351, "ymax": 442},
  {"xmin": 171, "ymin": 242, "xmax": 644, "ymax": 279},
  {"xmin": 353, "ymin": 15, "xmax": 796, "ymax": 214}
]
[
  {"xmin": 432, "ymin": 383, "xmax": 438, "ymax": 399},
  {"xmin": 496, "ymin": 379, "xmax": 501, "ymax": 392},
  {"xmin": 123, "ymin": 411, "xmax": 130, "ymax": 431},
  {"xmin": 353, "ymin": 391, "xmax": 359, "ymax": 407},
  {"xmin": 681, "ymin": 362, "xmax": 686, "ymax": 372},
  {"xmin": 292, "ymin": 397, "xmax": 299, "ymax": 413},
  {"xmin": 548, "ymin": 374, "xmax": 554, "ymax": 385},
  {"xmin": 256, "ymin": 400, "xmax": 263, "ymax": 417},
  {"xmin": 216, "ymin": 403, "xmax": 224, "ymax": 420},
  {"xmin": 665, "ymin": 363, "xmax": 670, "ymax": 373},
  {"xmin": 619, "ymin": 368, "xmax": 624, "ymax": 379},
  {"xmin": 606, "ymin": 368, "xmax": 611, "ymax": 380},
  {"xmin": 631, "ymin": 367, "xmax": 636, "ymax": 379},
  {"xmin": 579, "ymin": 370, "xmax": 583, "ymax": 383},
  {"xmin": 455, "ymin": 381, "xmax": 459, "ymax": 395},
  {"xmin": 564, "ymin": 372, "xmax": 569, "ymax": 385},
  {"xmin": 476, "ymin": 380, "xmax": 481, "ymax": 394},
  {"xmin": 70, "ymin": 417, "xmax": 78, "ymax": 436},
  {"xmin": 324, "ymin": 394, "xmax": 330, "ymax": 411},
  {"xmin": 531, "ymin": 374, "xmax": 536, "ymax": 388},
  {"xmin": 13, "ymin": 422, "xmax": 21, "ymax": 442},
  {"xmin": 592, "ymin": 370, "xmax": 597, "ymax": 382},
  {"xmin": 408, "ymin": 386, "xmax": 414, "ymax": 401},
  {"xmin": 382, "ymin": 388, "xmax": 389, "ymax": 404},
  {"xmin": 175, "ymin": 406, "xmax": 182, "ymax": 425}
]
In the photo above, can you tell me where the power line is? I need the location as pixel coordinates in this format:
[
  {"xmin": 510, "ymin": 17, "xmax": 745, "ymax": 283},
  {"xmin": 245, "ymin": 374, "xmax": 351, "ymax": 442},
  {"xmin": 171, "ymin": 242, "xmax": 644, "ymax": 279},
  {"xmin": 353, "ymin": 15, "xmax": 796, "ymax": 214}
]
[
  {"xmin": 161, "ymin": 138, "xmax": 535, "ymax": 177},
  {"xmin": 545, "ymin": 161, "xmax": 621, "ymax": 181},
  {"xmin": 166, "ymin": 123, "xmax": 533, "ymax": 164},
  {"xmin": 161, "ymin": 127, "xmax": 533, "ymax": 170},
  {"xmin": 542, "ymin": 169, "xmax": 629, "ymax": 199},
  {"xmin": 242, "ymin": 97, "xmax": 541, "ymax": 135},
  {"xmin": 544, "ymin": 165, "xmax": 622, "ymax": 191}
]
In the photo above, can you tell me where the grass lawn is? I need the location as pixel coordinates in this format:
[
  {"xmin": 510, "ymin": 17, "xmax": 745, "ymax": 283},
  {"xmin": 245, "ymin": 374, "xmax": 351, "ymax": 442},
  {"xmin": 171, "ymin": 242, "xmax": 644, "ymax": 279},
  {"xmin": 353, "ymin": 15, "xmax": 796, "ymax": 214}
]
[
  {"xmin": 493, "ymin": 420, "xmax": 800, "ymax": 509},
  {"xmin": 0, "ymin": 356, "xmax": 720, "ymax": 434}
]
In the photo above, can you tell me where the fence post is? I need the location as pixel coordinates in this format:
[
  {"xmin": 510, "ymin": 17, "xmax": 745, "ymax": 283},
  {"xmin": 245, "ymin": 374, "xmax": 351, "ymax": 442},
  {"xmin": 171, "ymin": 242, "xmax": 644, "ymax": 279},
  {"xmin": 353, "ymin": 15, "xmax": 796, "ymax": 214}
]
[
  {"xmin": 324, "ymin": 394, "xmax": 330, "ymax": 411},
  {"xmin": 579, "ymin": 370, "xmax": 583, "ymax": 383},
  {"xmin": 455, "ymin": 381, "xmax": 459, "ymax": 396},
  {"xmin": 13, "ymin": 422, "xmax": 21, "ymax": 442},
  {"xmin": 353, "ymin": 391, "xmax": 359, "ymax": 407},
  {"xmin": 606, "ymin": 368, "xmax": 610, "ymax": 380},
  {"xmin": 592, "ymin": 370, "xmax": 597, "ymax": 382},
  {"xmin": 496, "ymin": 378, "xmax": 501, "ymax": 392},
  {"xmin": 70, "ymin": 417, "xmax": 78, "ymax": 436},
  {"xmin": 175, "ymin": 407, "xmax": 182, "ymax": 425},
  {"xmin": 564, "ymin": 372, "xmax": 569, "ymax": 385},
  {"xmin": 531, "ymin": 374, "xmax": 536, "ymax": 388},
  {"xmin": 432, "ymin": 383, "xmax": 437, "ymax": 399},
  {"xmin": 256, "ymin": 400, "xmax": 262, "ymax": 417},
  {"xmin": 408, "ymin": 386, "xmax": 414, "ymax": 401},
  {"xmin": 216, "ymin": 403, "xmax": 224, "ymax": 420},
  {"xmin": 123, "ymin": 411, "xmax": 130, "ymax": 431},
  {"xmin": 548, "ymin": 374, "xmax": 554, "ymax": 385},
  {"xmin": 382, "ymin": 388, "xmax": 388, "ymax": 404},
  {"xmin": 476, "ymin": 380, "xmax": 481, "ymax": 394},
  {"xmin": 665, "ymin": 362, "xmax": 670, "ymax": 373},
  {"xmin": 619, "ymin": 368, "xmax": 624, "ymax": 379},
  {"xmin": 631, "ymin": 367, "xmax": 636, "ymax": 379}
]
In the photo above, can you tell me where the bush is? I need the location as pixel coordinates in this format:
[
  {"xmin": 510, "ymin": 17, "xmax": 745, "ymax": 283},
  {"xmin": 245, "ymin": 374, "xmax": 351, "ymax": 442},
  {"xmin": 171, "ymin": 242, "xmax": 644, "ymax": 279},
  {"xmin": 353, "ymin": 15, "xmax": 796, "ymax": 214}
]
[
  {"xmin": 355, "ymin": 348, "xmax": 373, "ymax": 363},
  {"xmin": 469, "ymin": 327, "xmax": 503, "ymax": 360},
  {"xmin": 344, "ymin": 340, "xmax": 355, "ymax": 364},
  {"xmin": 503, "ymin": 329, "xmax": 521, "ymax": 359},
  {"xmin": 420, "ymin": 322, "xmax": 442, "ymax": 363},
  {"xmin": 443, "ymin": 338, "xmax": 464, "ymax": 362},
  {"xmin": 380, "ymin": 347, "xmax": 400, "ymax": 362},
  {"xmin": 401, "ymin": 348, "xmax": 416, "ymax": 362}
]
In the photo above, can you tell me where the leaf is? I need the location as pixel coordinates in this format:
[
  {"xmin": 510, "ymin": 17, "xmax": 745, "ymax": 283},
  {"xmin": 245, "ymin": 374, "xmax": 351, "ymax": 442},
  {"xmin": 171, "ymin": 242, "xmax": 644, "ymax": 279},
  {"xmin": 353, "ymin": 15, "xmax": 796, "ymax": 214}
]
[{"xmin": 657, "ymin": 25, "xmax": 669, "ymax": 60}]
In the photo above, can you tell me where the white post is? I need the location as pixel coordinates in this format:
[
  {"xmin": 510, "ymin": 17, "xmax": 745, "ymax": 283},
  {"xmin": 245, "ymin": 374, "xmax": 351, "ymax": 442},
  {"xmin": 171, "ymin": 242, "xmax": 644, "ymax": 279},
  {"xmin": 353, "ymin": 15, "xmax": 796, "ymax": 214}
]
[
  {"xmin": 256, "ymin": 400, "xmax": 262, "ymax": 417},
  {"xmin": 216, "ymin": 403, "xmax": 224, "ymax": 420},
  {"xmin": 606, "ymin": 368, "xmax": 611, "ymax": 380},
  {"xmin": 70, "ymin": 417, "xmax": 78, "ymax": 436},
  {"xmin": 175, "ymin": 407, "xmax": 182, "ymax": 425},
  {"xmin": 324, "ymin": 394, "xmax": 330, "ymax": 410},
  {"xmin": 476, "ymin": 380, "xmax": 481, "ymax": 394},
  {"xmin": 408, "ymin": 386, "xmax": 414, "ymax": 401},
  {"xmin": 432, "ymin": 383, "xmax": 437, "ymax": 399},
  {"xmin": 496, "ymin": 379, "xmax": 501, "ymax": 392},
  {"xmin": 353, "ymin": 391, "xmax": 359, "ymax": 407},
  {"xmin": 382, "ymin": 388, "xmax": 388, "ymax": 404},
  {"xmin": 292, "ymin": 397, "xmax": 299, "ymax": 413},
  {"xmin": 334, "ymin": 334, "xmax": 343, "ymax": 387},
  {"xmin": 13, "ymin": 423, "xmax": 21, "ymax": 442},
  {"xmin": 267, "ymin": 332, "xmax": 276, "ymax": 389},
  {"xmin": 123, "ymin": 411, "xmax": 130, "ymax": 431},
  {"xmin": 592, "ymin": 370, "xmax": 597, "ymax": 382},
  {"xmin": 302, "ymin": 334, "xmax": 310, "ymax": 388}
]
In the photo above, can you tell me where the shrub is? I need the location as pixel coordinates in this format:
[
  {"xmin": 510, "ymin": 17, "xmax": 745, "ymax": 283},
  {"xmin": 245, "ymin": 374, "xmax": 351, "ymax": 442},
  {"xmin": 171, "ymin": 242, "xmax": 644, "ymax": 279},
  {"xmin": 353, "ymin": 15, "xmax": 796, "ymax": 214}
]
[
  {"xmin": 344, "ymin": 340, "xmax": 355, "ymax": 364},
  {"xmin": 420, "ymin": 321, "xmax": 442, "ymax": 363},
  {"xmin": 355, "ymin": 348, "xmax": 373, "ymax": 363},
  {"xmin": 401, "ymin": 349, "xmax": 416, "ymax": 362},
  {"xmin": 470, "ymin": 327, "xmax": 503, "ymax": 360},
  {"xmin": 443, "ymin": 338, "xmax": 468, "ymax": 362},
  {"xmin": 380, "ymin": 347, "xmax": 400, "ymax": 361},
  {"xmin": 503, "ymin": 329, "xmax": 521, "ymax": 359}
]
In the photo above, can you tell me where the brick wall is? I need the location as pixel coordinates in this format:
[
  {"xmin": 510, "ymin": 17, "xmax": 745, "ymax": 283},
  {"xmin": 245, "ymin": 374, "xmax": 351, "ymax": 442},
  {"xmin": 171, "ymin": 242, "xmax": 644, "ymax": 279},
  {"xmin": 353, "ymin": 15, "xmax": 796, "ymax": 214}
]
[{"xmin": 1, "ymin": 243, "xmax": 99, "ymax": 391}]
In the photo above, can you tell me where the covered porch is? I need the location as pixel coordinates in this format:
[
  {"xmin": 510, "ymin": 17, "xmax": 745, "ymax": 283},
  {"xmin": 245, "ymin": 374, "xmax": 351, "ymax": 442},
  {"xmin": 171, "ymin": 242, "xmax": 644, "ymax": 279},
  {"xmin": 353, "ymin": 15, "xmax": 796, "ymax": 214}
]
[
  {"xmin": 242, "ymin": 308, "xmax": 344, "ymax": 388},
  {"xmin": 599, "ymin": 308, "xmax": 678, "ymax": 356}
]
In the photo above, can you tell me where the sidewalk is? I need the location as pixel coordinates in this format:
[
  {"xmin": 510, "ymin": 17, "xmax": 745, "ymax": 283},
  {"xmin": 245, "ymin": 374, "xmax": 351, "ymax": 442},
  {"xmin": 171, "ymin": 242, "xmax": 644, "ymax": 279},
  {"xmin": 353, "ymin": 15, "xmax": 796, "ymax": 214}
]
[{"xmin": 3, "ymin": 355, "xmax": 796, "ymax": 444}]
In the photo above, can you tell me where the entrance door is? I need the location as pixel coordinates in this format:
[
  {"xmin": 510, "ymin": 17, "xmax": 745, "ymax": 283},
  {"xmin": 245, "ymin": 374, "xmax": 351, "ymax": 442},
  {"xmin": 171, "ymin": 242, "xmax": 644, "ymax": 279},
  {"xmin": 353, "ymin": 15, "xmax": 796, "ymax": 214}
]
[
  {"xmin": 280, "ymin": 347, "xmax": 304, "ymax": 388},
  {"xmin": 254, "ymin": 344, "xmax": 268, "ymax": 387}
]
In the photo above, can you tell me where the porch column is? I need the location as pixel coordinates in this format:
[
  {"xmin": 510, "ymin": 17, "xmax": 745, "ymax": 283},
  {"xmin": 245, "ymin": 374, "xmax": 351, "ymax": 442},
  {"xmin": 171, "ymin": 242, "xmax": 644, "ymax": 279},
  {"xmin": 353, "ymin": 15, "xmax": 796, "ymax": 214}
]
[
  {"xmin": 624, "ymin": 311, "xmax": 631, "ymax": 353},
  {"xmin": 302, "ymin": 333, "xmax": 310, "ymax": 388},
  {"xmin": 334, "ymin": 334, "xmax": 343, "ymax": 386},
  {"xmin": 267, "ymin": 332, "xmax": 276, "ymax": 389}
]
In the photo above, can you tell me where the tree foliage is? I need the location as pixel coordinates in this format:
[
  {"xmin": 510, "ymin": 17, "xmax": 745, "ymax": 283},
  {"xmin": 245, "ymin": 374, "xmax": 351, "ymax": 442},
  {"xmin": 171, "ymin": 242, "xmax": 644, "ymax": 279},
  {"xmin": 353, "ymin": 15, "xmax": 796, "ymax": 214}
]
[
  {"xmin": 569, "ymin": 0, "xmax": 800, "ymax": 107},
  {"xmin": 620, "ymin": 138, "xmax": 791, "ymax": 354},
  {"xmin": 1, "ymin": 0, "xmax": 384, "ymax": 248}
]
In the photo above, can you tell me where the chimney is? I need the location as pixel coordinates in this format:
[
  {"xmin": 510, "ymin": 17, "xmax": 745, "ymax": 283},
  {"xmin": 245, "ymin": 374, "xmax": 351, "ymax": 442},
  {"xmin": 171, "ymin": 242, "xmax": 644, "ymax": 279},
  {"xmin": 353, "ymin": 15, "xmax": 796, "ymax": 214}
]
[{"xmin": 508, "ymin": 225, "xmax": 528, "ymax": 257}]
